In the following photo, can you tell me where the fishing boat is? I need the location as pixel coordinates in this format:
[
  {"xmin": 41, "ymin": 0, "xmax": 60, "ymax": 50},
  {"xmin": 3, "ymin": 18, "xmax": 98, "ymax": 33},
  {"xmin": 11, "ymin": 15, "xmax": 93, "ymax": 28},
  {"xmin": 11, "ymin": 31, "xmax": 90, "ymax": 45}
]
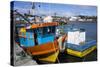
[
  {"xmin": 65, "ymin": 28, "xmax": 97, "ymax": 57},
  {"xmin": 14, "ymin": 8, "xmax": 67, "ymax": 62},
  {"xmin": 17, "ymin": 22, "xmax": 67, "ymax": 63}
]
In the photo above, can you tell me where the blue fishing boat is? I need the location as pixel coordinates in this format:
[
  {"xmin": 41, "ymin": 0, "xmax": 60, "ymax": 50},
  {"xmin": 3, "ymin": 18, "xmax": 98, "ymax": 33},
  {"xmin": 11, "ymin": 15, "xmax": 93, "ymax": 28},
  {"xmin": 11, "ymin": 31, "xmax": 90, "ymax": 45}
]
[{"xmin": 65, "ymin": 28, "xmax": 97, "ymax": 57}]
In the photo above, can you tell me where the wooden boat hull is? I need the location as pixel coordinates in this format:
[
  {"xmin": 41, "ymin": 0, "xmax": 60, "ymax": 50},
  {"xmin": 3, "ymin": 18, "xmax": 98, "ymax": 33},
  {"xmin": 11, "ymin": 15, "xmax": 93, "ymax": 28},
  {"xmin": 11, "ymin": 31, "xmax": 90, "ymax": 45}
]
[
  {"xmin": 66, "ymin": 40, "xmax": 96, "ymax": 52},
  {"xmin": 65, "ymin": 39, "xmax": 97, "ymax": 57},
  {"xmin": 38, "ymin": 50, "xmax": 59, "ymax": 63},
  {"xmin": 57, "ymin": 34, "xmax": 67, "ymax": 51},
  {"xmin": 21, "ymin": 40, "xmax": 59, "ymax": 63},
  {"xmin": 66, "ymin": 45, "xmax": 96, "ymax": 57},
  {"xmin": 24, "ymin": 40, "xmax": 59, "ymax": 56}
]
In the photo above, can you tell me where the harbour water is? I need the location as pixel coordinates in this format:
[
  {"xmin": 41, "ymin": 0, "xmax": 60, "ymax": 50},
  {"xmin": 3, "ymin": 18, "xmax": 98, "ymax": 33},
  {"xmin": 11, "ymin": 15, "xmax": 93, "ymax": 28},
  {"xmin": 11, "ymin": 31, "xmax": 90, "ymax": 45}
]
[
  {"xmin": 58, "ymin": 21, "xmax": 97, "ymax": 40},
  {"xmin": 67, "ymin": 21, "xmax": 97, "ymax": 40}
]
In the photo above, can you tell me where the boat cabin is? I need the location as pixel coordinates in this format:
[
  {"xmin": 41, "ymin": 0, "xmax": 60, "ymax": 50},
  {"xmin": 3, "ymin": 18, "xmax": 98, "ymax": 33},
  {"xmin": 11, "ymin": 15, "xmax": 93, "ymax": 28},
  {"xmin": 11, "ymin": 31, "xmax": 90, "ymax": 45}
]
[{"xmin": 19, "ymin": 22, "xmax": 59, "ymax": 47}]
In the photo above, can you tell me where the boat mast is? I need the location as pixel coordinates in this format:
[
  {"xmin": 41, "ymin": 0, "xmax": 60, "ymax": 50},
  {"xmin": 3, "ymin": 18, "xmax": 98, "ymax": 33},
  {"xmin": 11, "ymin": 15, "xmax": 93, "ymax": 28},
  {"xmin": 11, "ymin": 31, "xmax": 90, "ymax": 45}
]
[{"xmin": 29, "ymin": 2, "xmax": 35, "ymax": 15}]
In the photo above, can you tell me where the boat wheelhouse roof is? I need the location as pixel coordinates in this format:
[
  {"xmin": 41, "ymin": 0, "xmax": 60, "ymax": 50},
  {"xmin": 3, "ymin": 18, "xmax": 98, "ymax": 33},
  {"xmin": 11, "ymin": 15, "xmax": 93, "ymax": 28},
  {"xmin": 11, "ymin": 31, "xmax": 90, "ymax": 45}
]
[{"xmin": 27, "ymin": 22, "xmax": 59, "ymax": 29}]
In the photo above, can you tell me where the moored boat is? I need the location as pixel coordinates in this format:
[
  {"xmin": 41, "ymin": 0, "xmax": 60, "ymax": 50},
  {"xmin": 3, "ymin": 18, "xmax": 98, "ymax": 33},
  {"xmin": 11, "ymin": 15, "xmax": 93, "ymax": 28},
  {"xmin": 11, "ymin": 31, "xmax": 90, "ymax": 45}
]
[
  {"xmin": 64, "ymin": 27, "xmax": 97, "ymax": 57},
  {"xmin": 17, "ymin": 22, "xmax": 66, "ymax": 62}
]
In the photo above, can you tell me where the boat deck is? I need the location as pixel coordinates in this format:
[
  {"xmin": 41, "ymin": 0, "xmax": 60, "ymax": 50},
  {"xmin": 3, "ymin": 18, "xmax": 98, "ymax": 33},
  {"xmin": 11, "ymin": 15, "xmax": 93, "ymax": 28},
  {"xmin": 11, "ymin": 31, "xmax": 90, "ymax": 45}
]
[{"xmin": 26, "ymin": 40, "xmax": 59, "ymax": 56}]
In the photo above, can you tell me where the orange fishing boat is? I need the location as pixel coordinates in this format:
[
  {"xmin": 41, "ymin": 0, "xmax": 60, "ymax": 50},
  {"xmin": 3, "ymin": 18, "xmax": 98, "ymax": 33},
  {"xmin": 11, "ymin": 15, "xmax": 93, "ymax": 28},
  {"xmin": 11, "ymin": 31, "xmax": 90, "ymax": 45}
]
[{"xmin": 17, "ymin": 22, "xmax": 67, "ymax": 62}]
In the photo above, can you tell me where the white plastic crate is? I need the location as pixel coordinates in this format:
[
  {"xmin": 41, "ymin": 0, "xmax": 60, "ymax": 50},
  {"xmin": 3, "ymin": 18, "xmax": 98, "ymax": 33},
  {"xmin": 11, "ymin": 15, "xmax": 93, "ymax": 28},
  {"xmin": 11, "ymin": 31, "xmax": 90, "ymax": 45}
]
[{"xmin": 67, "ymin": 28, "xmax": 86, "ymax": 45}]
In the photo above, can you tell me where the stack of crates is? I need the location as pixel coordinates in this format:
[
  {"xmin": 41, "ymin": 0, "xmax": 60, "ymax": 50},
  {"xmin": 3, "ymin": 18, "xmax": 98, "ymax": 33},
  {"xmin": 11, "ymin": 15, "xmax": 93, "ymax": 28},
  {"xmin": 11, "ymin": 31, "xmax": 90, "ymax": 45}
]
[{"xmin": 67, "ymin": 28, "xmax": 80, "ymax": 45}]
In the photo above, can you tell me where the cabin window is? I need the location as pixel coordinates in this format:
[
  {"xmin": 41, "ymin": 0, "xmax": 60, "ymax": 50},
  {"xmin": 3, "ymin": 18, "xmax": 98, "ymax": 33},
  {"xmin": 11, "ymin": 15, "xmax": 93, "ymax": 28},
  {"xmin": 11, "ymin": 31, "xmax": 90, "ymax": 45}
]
[
  {"xmin": 42, "ymin": 26, "xmax": 55, "ymax": 35},
  {"xmin": 42, "ymin": 27, "xmax": 50, "ymax": 35},
  {"xmin": 50, "ymin": 26, "xmax": 56, "ymax": 34},
  {"xmin": 36, "ymin": 28, "xmax": 43, "ymax": 36},
  {"xmin": 34, "ymin": 26, "xmax": 56, "ymax": 37}
]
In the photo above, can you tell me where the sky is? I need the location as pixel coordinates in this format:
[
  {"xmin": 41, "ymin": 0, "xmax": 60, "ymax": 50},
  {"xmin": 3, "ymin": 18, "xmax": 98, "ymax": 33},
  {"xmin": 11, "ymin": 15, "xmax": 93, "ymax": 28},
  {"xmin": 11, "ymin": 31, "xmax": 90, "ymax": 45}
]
[{"xmin": 12, "ymin": 1, "xmax": 97, "ymax": 17}]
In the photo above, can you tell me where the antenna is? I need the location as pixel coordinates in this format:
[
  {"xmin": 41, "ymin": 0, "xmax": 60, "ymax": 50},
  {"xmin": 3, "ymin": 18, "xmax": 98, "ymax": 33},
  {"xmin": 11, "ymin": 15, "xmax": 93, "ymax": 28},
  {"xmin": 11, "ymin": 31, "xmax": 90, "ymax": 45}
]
[{"xmin": 32, "ymin": 2, "xmax": 35, "ymax": 9}]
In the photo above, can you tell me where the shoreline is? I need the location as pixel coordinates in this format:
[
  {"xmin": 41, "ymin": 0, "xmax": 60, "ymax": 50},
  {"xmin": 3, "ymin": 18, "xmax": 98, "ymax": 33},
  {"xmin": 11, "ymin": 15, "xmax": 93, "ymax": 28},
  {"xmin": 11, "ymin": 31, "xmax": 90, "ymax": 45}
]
[{"xmin": 68, "ymin": 21, "xmax": 97, "ymax": 23}]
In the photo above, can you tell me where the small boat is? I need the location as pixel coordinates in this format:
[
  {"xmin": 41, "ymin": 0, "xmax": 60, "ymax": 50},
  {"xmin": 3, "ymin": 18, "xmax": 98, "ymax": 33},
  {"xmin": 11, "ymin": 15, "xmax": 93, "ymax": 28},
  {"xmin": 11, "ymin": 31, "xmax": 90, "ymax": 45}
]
[
  {"xmin": 65, "ymin": 27, "xmax": 97, "ymax": 57},
  {"xmin": 17, "ymin": 22, "xmax": 66, "ymax": 62}
]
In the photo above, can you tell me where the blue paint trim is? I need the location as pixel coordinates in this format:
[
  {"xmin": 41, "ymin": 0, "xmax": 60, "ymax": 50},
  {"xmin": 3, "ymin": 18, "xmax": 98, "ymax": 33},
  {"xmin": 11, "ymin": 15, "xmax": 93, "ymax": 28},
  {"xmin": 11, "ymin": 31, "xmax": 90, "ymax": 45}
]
[
  {"xmin": 37, "ymin": 34, "xmax": 54, "ymax": 45},
  {"xmin": 19, "ymin": 37, "xmax": 35, "ymax": 47},
  {"xmin": 66, "ymin": 40, "xmax": 97, "ymax": 51}
]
